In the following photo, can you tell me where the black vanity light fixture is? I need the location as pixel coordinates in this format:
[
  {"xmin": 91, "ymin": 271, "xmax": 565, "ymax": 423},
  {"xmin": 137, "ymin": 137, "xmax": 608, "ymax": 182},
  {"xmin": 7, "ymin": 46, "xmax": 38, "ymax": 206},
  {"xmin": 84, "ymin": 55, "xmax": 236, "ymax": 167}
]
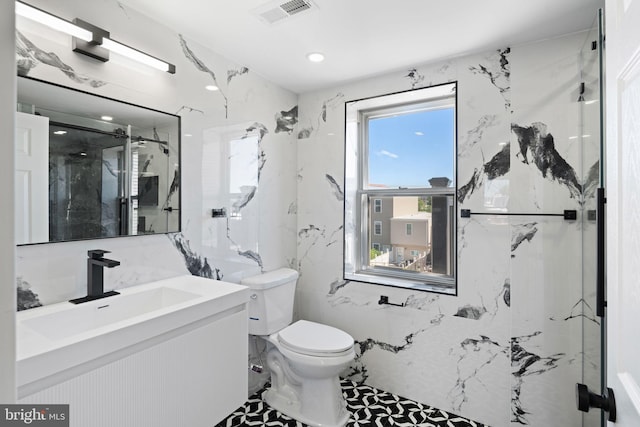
[{"xmin": 15, "ymin": 1, "xmax": 176, "ymax": 74}]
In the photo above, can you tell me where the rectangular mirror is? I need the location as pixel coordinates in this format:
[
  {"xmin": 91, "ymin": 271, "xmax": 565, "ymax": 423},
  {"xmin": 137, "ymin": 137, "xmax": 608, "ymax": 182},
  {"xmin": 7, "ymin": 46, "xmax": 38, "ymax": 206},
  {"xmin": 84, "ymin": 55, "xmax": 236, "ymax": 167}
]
[{"xmin": 16, "ymin": 76, "xmax": 180, "ymax": 245}]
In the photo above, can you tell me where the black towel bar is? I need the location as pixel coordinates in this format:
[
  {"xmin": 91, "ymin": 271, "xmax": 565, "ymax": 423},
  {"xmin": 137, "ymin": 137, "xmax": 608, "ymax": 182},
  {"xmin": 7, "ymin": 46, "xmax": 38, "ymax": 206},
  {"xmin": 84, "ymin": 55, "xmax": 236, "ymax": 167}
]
[{"xmin": 460, "ymin": 209, "xmax": 577, "ymax": 220}]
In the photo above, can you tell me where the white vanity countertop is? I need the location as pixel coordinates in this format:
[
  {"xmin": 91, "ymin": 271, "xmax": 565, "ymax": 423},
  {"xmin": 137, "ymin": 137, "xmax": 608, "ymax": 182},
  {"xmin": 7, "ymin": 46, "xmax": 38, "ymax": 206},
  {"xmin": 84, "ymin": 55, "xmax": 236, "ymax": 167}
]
[{"xmin": 17, "ymin": 275, "xmax": 249, "ymax": 395}]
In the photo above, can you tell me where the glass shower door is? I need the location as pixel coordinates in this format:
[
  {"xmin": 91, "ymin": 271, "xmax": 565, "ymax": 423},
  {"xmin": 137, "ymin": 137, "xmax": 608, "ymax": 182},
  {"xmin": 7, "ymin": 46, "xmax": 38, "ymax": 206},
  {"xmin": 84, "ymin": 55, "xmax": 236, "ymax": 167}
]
[{"xmin": 578, "ymin": 8, "xmax": 605, "ymax": 427}]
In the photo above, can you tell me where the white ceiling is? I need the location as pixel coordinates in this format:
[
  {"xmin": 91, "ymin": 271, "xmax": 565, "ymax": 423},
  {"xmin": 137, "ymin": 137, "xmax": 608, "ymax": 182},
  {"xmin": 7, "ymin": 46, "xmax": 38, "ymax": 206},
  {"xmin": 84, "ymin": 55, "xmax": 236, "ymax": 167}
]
[{"xmin": 118, "ymin": 0, "xmax": 604, "ymax": 94}]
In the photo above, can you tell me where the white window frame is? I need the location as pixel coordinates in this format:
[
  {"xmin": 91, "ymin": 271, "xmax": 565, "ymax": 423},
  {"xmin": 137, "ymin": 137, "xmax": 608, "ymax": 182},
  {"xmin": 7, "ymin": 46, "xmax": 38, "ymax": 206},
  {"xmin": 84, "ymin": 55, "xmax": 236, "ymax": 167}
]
[
  {"xmin": 374, "ymin": 198, "xmax": 382, "ymax": 213},
  {"xmin": 373, "ymin": 221, "xmax": 382, "ymax": 235},
  {"xmin": 344, "ymin": 83, "xmax": 457, "ymax": 294}
]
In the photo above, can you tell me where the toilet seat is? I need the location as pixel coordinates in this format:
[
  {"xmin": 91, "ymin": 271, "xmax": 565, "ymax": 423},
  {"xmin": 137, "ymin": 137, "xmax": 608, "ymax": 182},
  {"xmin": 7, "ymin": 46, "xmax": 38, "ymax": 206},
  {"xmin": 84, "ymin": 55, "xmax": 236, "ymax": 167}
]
[{"xmin": 277, "ymin": 320, "xmax": 354, "ymax": 357}]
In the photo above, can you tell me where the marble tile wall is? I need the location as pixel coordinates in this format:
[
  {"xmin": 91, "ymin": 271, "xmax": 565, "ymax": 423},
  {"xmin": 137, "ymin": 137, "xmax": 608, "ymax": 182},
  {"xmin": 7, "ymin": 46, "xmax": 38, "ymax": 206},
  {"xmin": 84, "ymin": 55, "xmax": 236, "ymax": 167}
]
[
  {"xmin": 14, "ymin": 0, "xmax": 297, "ymax": 305},
  {"xmin": 296, "ymin": 32, "xmax": 600, "ymax": 426},
  {"xmin": 12, "ymin": 2, "xmax": 601, "ymax": 425}
]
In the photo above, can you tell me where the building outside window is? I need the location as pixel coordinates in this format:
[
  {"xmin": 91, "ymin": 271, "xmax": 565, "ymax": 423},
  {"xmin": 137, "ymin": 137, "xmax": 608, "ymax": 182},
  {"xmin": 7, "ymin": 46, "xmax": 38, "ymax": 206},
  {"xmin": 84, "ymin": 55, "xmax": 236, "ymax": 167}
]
[{"xmin": 344, "ymin": 82, "xmax": 457, "ymax": 293}]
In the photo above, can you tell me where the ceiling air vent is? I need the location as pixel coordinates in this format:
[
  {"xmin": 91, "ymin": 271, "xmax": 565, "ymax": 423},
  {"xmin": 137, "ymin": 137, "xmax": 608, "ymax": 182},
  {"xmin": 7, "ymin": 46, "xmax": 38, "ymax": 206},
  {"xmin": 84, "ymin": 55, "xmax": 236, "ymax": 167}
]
[
  {"xmin": 254, "ymin": 0, "xmax": 316, "ymax": 25},
  {"xmin": 280, "ymin": 0, "xmax": 312, "ymax": 15}
]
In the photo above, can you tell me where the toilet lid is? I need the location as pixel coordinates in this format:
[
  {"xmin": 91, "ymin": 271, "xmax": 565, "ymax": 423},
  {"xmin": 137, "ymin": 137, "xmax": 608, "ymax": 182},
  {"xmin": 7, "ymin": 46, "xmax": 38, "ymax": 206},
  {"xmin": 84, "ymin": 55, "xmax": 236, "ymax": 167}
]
[{"xmin": 278, "ymin": 320, "xmax": 354, "ymax": 356}]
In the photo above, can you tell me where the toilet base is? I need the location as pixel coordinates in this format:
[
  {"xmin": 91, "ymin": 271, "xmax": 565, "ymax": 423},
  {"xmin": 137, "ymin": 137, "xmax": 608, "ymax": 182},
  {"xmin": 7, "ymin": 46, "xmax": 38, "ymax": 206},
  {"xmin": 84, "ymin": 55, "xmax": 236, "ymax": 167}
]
[
  {"xmin": 258, "ymin": 324, "xmax": 355, "ymax": 427},
  {"xmin": 263, "ymin": 386, "xmax": 350, "ymax": 427}
]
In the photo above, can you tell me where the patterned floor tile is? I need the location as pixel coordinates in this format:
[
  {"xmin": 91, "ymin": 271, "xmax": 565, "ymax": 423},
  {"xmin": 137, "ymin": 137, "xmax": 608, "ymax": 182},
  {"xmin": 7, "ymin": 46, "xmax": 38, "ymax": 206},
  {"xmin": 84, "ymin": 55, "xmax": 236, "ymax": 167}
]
[{"xmin": 215, "ymin": 380, "xmax": 486, "ymax": 427}]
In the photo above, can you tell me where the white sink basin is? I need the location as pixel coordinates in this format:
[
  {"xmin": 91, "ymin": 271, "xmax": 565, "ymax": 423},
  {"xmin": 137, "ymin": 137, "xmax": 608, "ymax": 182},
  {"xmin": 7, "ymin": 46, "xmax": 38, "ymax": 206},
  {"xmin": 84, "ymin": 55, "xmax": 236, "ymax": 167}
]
[
  {"xmin": 17, "ymin": 275, "xmax": 249, "ymax": 396},
  {"xmin": 21, "ymin": 287, "xmax": 200, "ymax": 340}
]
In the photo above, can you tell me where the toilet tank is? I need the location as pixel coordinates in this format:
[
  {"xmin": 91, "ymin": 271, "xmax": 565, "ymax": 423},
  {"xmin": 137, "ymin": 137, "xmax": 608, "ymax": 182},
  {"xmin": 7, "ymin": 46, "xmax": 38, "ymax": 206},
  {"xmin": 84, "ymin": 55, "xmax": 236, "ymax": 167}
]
[{"xmin": 241, "ymin": 268, "xmax": 299, "ymax": 335}]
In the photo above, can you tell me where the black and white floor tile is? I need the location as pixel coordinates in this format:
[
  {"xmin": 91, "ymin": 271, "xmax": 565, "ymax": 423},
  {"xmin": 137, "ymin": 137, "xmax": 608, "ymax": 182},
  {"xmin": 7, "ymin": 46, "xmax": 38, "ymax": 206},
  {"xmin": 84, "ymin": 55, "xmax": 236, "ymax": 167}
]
[{"xmin": 215, "ymin": 380, "xmax": 486, "ymax": 427}]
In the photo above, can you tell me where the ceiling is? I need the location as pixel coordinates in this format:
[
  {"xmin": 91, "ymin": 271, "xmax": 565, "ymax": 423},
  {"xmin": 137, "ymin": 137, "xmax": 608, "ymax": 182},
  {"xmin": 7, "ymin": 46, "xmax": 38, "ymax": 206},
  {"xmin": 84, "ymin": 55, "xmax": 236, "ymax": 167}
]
[{"xmin": 118, "ymin": 0, "xmax": 604, "ymax": 94}]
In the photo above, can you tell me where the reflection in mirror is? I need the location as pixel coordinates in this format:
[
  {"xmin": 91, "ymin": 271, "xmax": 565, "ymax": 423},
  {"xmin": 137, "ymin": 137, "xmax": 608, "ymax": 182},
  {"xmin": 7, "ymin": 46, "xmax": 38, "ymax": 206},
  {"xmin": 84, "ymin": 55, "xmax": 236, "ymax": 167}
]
[{"xmin": 16, "ymin": 76, "xmax": 181, "ymax": 245}]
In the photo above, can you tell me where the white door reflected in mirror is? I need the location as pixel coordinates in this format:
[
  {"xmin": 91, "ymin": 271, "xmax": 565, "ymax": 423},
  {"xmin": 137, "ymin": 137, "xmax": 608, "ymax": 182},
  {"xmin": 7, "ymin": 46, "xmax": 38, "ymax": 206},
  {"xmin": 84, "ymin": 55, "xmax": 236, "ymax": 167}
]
[{"xmin": 15, "ymin": 112, "xmax": 49, "ymax": 245}]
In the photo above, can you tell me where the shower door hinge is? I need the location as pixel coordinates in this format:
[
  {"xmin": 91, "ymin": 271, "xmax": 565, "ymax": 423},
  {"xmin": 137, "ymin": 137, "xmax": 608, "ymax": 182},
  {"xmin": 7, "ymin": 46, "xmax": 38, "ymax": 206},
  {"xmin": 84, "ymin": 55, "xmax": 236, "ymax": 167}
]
[{"xmin": 576, "ymin": 383, "xmax": 616, "ymax": 422}]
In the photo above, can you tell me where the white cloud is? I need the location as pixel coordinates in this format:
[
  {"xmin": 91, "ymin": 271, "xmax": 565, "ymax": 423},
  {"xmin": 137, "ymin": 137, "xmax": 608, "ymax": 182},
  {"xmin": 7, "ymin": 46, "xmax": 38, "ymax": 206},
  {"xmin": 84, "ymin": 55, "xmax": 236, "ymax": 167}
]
[{"xmin": 378, "ymin": 150, "xmax": 399, "ymax": 159}]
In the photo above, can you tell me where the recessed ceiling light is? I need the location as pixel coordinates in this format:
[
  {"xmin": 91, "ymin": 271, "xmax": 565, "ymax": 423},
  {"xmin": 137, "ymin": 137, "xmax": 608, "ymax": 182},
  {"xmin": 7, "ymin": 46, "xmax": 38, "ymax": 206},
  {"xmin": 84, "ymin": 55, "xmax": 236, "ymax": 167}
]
[
  {"xmin": 101, "ymin": 115, "xmax": 113, "ymax": 121},
  {"xmin": 53, "ymin": 130, "xmax": 67, "ymax": 135},
  {"xmin": 205, "ymin": 85, "xmax": 219, "ymax": 91},
  {"xmin": 306, "ymin": 52, "xmax": 325, "ymax": 63}
]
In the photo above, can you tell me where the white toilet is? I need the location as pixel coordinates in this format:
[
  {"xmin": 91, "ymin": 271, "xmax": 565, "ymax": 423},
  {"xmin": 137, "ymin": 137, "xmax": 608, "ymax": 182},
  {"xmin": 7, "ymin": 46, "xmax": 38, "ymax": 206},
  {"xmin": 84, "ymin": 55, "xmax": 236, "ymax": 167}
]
[{"xmin": 242, "ymin": 268, "xmax": 355, "ymax": 427}]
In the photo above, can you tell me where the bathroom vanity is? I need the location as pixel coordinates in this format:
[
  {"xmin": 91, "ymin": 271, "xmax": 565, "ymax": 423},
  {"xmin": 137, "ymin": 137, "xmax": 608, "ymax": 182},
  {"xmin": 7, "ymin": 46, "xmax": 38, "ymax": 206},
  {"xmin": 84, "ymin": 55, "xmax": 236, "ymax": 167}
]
[{"xmin": 16, "ymin": 275, "xmax": 249, "ymax": 427}]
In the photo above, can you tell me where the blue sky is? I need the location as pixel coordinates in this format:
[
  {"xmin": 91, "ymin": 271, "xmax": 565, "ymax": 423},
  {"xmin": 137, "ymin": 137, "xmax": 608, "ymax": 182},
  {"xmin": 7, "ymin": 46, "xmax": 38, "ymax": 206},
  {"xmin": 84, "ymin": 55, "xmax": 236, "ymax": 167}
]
[{"xmin": 368, "ymin": 108, "xmax": 455, "ymax": 188}]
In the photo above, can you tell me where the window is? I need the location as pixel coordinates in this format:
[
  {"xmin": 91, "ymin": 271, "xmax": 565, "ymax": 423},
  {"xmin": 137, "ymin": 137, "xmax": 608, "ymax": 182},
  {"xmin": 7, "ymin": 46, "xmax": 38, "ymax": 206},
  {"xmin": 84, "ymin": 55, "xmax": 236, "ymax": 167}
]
[
  {"xmin": 344, "ymin": 82, "xmax": 457, "ymax": 294},
  {"xmin": 373, "ymin": 221, "xmax": 382, "ymax": 235},
  {"xmin": 372, "ymin": 243, "xmax": 381, "ymax": 251}
]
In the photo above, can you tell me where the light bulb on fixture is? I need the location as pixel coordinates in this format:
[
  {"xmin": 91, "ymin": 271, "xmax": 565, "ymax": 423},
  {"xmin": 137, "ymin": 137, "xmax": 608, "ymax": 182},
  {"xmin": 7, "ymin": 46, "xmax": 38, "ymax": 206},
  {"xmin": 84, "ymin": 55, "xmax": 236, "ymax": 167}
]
[
  {"xmin": 101, "ymin": 38, "xmax": 175, "ymax": 73},
  {"xmin": 306, "ymin": 52, "xmax": 325, "ymax": 63},
  {"xmin": 15, "ymin": 1, "xmax": 93, "ymax": 42}
]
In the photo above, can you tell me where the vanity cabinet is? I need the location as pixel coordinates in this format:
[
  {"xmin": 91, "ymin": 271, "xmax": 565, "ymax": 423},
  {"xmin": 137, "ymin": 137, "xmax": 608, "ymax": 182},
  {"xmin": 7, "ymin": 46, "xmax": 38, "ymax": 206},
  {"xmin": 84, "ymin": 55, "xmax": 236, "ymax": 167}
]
[{"xmin": 17, "ymin": 276, "xmax": 249, "ymax": 427}]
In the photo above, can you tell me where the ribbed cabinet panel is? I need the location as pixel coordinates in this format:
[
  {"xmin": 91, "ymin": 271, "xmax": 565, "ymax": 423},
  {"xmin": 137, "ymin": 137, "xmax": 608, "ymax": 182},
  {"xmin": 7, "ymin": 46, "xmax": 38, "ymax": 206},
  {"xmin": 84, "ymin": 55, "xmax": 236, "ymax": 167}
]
[{"xmin": 19, "ymin": 310, "xmax": 248, "ymax": 427}]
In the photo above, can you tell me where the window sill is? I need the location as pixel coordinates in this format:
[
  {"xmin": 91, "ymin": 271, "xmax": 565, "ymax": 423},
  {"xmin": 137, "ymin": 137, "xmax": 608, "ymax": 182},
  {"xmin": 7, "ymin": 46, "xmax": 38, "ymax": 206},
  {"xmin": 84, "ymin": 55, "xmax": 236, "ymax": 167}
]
[{"xmin": 344, "ymin": 271, "xmax": 456, "ymax": 295}]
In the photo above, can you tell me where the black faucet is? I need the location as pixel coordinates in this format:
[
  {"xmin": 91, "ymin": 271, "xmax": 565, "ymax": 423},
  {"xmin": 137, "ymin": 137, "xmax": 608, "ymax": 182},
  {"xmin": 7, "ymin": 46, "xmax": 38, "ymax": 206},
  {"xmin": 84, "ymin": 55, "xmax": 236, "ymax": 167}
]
[{"xmin": 69, "ymin": 250, "xmax": 121, "ymax": 304}]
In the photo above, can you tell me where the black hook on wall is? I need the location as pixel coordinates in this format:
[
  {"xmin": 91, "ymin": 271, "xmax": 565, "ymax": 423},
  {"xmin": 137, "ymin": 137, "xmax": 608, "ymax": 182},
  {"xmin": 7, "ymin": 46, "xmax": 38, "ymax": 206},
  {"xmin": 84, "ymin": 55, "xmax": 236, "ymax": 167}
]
[{"xmin": 378, "ymin": 295, "xmax": 405, "ymax": 307}]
